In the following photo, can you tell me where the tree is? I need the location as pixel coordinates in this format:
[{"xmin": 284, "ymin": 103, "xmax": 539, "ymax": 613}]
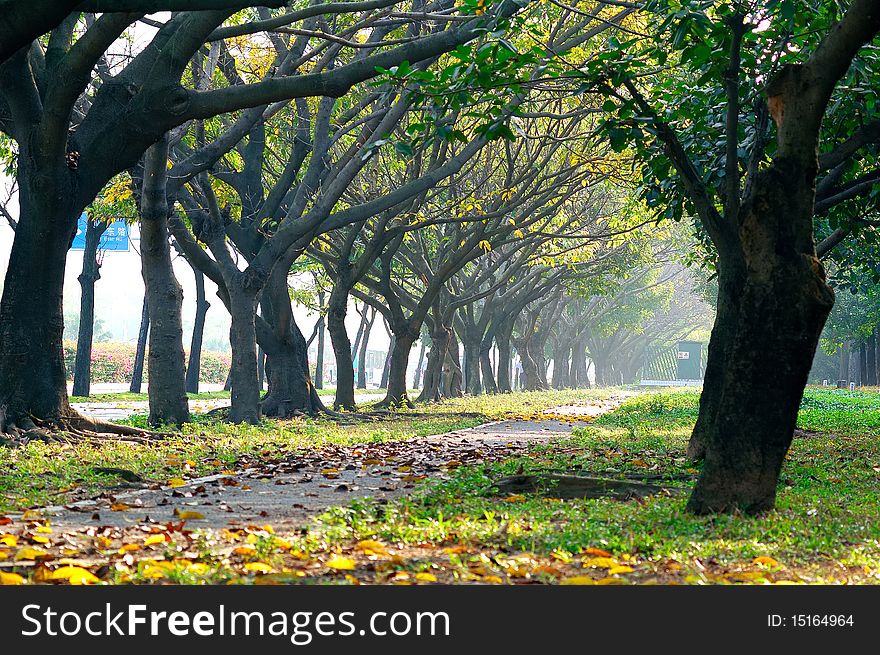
[
  {"xmin": 589, "ymin": 0, "xmax": 880, "ymax": 512},
  {"xmin": 0, "ymin": 2, "xmax": 535, "ymax": 434}
]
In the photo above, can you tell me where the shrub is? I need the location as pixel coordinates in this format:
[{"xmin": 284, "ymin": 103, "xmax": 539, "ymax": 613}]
[{"xmin": 63, "ymin": 340, "xmax": 230, "ymax": 384}]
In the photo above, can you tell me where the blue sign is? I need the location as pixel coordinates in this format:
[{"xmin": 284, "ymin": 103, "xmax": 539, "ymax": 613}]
[{"xmin": 71, "ymin": 213, "xmax": 130, "ymax": 251}]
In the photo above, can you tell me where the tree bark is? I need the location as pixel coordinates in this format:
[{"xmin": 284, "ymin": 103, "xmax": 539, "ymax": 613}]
[
  {"xmin": 867, "ymin": 329, "xmax": 877, "ymax": 387},
  {"xmin": 858, "ymin": 341, "xmax": 868, "ymax": 387},
  {"xmin": 686, "ymin": 161, "xmax": 834, "ymax": 514},
  {"xmin": 357, "ymin": 307, "xmax": 375, "ymax": 389},
  {"xmin": 130, "ymin": 296, "xmax": 149, "ymax": 393},
  {"xmin": 382, "ymin": 332, "xmax": 415, "ymax": 407},
  {"xmin": 413, "ymin": 338, "xmax": 426, "ymax": 390},
  {"xmin": 72, "ymin": 218, "xmax": 108, "ymax": 397},
  {"xmin": 185, "ymin": 261, "xmax": 210, "ymax": 394},
  {"xmin": 140, "ymin": 136, "xmax": 190, "ymax": 427},
  {"xmin": 0, "ymin": 171, "xmax": 77, "ymax": 431},
  {"xmin": 327, "ymin": 284, "xmax": 356, "ymax": 410},
  {"xmin": 314, "ymin": 289, "xmax": 325, "ymax": 390},
  {"xmin": 380, "ymin": 334, "xmax": 394, "ymax": 389}
]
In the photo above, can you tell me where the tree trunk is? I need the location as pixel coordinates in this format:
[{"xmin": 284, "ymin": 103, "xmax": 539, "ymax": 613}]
[
  {"xmin": 72, "ymin": 218, "xmax": 107, "ymax": 397},
  {"xmin": 380, "ymin": 335, "xmax": 394, "ymax": 389},
  {"xmin": 130, "ymin": 296, "xmax": 149, "ymax": 393},
  {"xmin": 480, "ymin": 343, "xmax": 497, "ymax": 394},
  {"xmin": 227, "ymin": 284, "xmax": 261, "ymax": 423},
  {"xmin": 838, "ymin": 342, "xmax": 851, "ymax": 385},
  {"xmin": 327, "ymin": 286, "xmax": 356, "ymax": 410},
  {"xmin": 380, "ymin": 332, "xmax": 415, "ymax": 407},
  {"xmin": 357, "ymin": 307, "xmax": 375, "ymax": 389},
  {"xmin": 140, "ymin": 136, "xmax": 190, "ymax": 427},
  {"xmin": 857, "ymin": 342, "xmax": 867, "ymax": 387},
  {"xmin": 417, "ymin": 321, "xmax": 449, "ymax": 403},
  {"xmin": 314, "ymin": 293, "xmax": 325, "ymax": 390},
  {"xmin": 463, "ymin": 340, "xmax": 481, "ymax": 395},
  {"xmin": 443, "ymin": 331, "xmax": 463, "ymax": 398},
  {"xmin": 0, "ymin": 176, "xmax": 77, "ymax": 431},
  {"xmin": 413, "ymin": 339, "xmax": 427, "ymax": 390},
  {"xmin": 686, "ymin": 157, "xmax": 835, "ymax": 514},
  {"xmin": 551, "ymin": 341, "xmax": 571, "ymax": 390},
  {"xmin": 185, "ymin": 264, "xmax": 210, "ymax": 395},
  {"xmin": 257, "ymin": 267, "xmax": 325, "ymax": 418},
  {"xmin": 867, "ymin": 329, "xmax": 877, "ymax": 387},
  {"xmin": 495, "ymin": 319, "xmax": 514, "ymax": 393}
]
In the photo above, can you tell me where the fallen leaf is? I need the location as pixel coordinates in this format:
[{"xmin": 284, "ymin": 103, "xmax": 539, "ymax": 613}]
[
  {"xmin": 355, "ymin": 539, "xmax": 388, "ymax": 555},
  {"xmin": 608, "ymin": 565, "xmax": 634, "ymax": 575},
  {"xmin": 560, "ymin": 576, "xmax": 595, "ymax": 585},
  {"xmin": 21, "ymin": 510, "xmax": 41, "ymax": 520},
  {"xmin": 173, "ymin": 510, "xmax": 205, "ymax": 520},
  {"xmin": 582, "ymin": 557, "xmax": 616, "ymax": 569},
  {"xmin": 110, "ymin": 503, "xmax": 131, "ymax": 511},
  {"xmin": 326, "ymin": 557, "xmax": 357, "ymax": 571},
  {"xmin": 0, "ymin": 534, "xmax": 17, "ymax": 547},
  {"xmin": 0, "ymin": 571, "xmax": 25, "ymax": 585},
  {"xmin": 51, "ymin": 566, "xmax": 101, "ymax": 585},
  {"xmin": 415, "ymin": 572, "xmax": 437, "ymax": 583},
  {"xmin": 167, "ymin": 478, "xmax": 186, "ymax": 488},
  {"xmin": 583, "ymin": 547, "xmax": 612, "ymax": 558},
  {"xmin": 15, "ymin": 546, "xmax": 49, "ymax": 561},
  {"xmin": 233, "ymin": 546, "xmax": 256, "ymax": 556},
  {"xmin": 753, "ymin": 556, "xmax": 781, "ymax": 567},
  {"xmin": 244, "ymin": 562, "xmax": 274, "ymax": 574},
  {"xmin": 144, "ymin": 534, "xmax": 167, "ymax": 546},
  {"xmin": 502, "ymin": 495, "xmax": 526, "ymax": 503}
]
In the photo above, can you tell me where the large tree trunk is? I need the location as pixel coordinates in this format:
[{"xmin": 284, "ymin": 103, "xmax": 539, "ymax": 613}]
[
  {"xmin": 327, "ymin": 285, "xmax": 356, "ymax": 410},
  {"xmin": 227, "ymin": 284, "xmax": 261, "ymax": 423},
  {"xmin": 140, "ymin": 137, "xmax": 190, "ymax": 427},
  {"xmin": 417, "ymin": 320, "xmax": 449, "ymax": 403},
  {"xmin": 257, "ymin": 266, "xmax": 325, "ymax": 418},
  {"xmin": 130, "ymin": 296, "xmax": 149, "ymax": 393},
  {"xmin": 480, "ymin": 341, "xmax": 498, "ymax": 394},
  {"xmin": 72, "ymin": 218, "xmax": 107, "ymax": 397},
  {"xmin": 838, "ymin": 342, "xmax": 851, "ymax": 385},
  {"xmin": 495, "ymin": 319, "xmax": 514, "ymax": 393},
  {"xmin": 380, "ymin": 335, "xmax": 394, "ymax": 389},
  {"xmin": 463, "ymin": 339, "xmax": 481, "ymax": 396},
  {"xmin": 686, "ymin": 159, "xmax": 834, "ymax": 515},
  {"xmin": 185, "ymin": 263, "xmax": 210, "ymax": 394},
  {"xmin": 0, "ymin": 169, "xmax": 77, "ymax": 432},
  {"xmin": 413, "ymin": 339, "xmax": 426, "ymax": 390},
  {"xmin": 380, "ymin": 332, "xmax": 415, "ymax": 407}
]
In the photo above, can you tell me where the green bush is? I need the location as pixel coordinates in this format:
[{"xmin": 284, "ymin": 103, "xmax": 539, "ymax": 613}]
[{"xmin": 63, "ymin": 340, "xmax": 230, "ymax": 384}]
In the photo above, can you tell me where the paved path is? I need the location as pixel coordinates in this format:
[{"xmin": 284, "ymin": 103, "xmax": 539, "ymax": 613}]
[{"xmin": 26, "ymin": 395, "xmax": 632, "ymax": 532}]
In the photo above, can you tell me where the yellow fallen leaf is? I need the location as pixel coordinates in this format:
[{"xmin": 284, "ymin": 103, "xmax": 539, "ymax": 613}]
[
  {"xmin": 415, "ymin": 572, "xmax": 437, "ymax": 583},
  {"xmin": 144, "ymin": 534, "xmax": 167, "ymax": 546},
  {"xmin": 30, "ymin": 535, "xmax": 50, "ymax": 544},
  {"xmin": 396, "ymin": 466, "xmax": 412, "ymax": 472},
  {"xmin": 608, "ymin": 565, "xmax": 634, "ymax": 575},
  {"xmin": 583, "ymin": 547, "xmax": 612, "ymax": 558},
  {"xmin": 0, "ymin": 551, "xmax": 8, "ymax": 560},
  {"xmin": 173, "ymin": 510, "xmax": 205, "ymax": 520},
  {"xmin": 21, "ymin": 510, "xmax": 41, "ymax": 520},
  {"xmin": 503, "ymin": 495, "xmax": 526, "ymax": 503},
  {"xmin": 233, "ymin": 546, "xmax": 256, "ymax": 556},
  {"xmin": 326, "ymin": 557, "xmax": 357, "ymax": 571},
  {"xmin": 244, "ymin": 562, "xmax": 274, "ymax": 573},
  {"xmin": 0, "ymin": 571, "xmax": 25, "ymax": 585},
  {"xmin": 753, "ymin": 556, "xmax": 781, "ymax": 567},
  {"xmin": 110, "ymin": 503, "xmax": 131, "ymax": 511},
  {"xmin": 167, "ymin": 478, "xmax": 186, "ymax": 488},
  {"xmin": 363, "ymin": 458, "xmax": 383, "ymax": 465},
  {"xmin": 596, "ymin": 577, "xmax": 626, "ymax": 585},
  {"xmin": 355, "ymin": 539, "xmax": 388, "ymax": 554},
  {"xmin": 51, "ymin": 566, "xmax": 101, "ymax": 585},
  {"xmin": 321, "ymin": 468, "xmax": 339, "ymax": 476},
  {"xmin": 0, "ymin": 534, "xmax": 17, "ymax": 547},
  {"xmin": 35, "ymin": 526, "xmax": 52, "ymax": 534},
  {"xmin": 482, "ymin": 575, "xmax": 504, "ymax": 584},
  {"xmin": 582, "ymin": 557, "xmax": 616, "ymax": 569},
  {"xmin": 15, "ymin": 546, "xmax": 48, "ymax": 561},
  {"xmin": 561, "ymin": 576, "xmax": 595, "ymax": 585},
  {"xmin": 119, "ymin": 543, "xmax": 141, "ymax": 553},
  {"xmin": 444, "ymin": 461, "xmax": 463, "ymax": 468}
]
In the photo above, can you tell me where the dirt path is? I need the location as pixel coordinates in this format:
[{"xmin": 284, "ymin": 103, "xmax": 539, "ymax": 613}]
[{"xmin": 17, "ymin": 394, "xmax": 633, "ymax": 533}]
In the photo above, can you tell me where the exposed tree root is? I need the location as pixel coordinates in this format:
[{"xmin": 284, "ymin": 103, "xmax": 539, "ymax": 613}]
[
  {"xmin": 492, "ymin": 472, "xmax": 685, "ymax": 500},
  {"xmin": 0, "ymin": 412, "xmax": 167, "ymax": 447}
]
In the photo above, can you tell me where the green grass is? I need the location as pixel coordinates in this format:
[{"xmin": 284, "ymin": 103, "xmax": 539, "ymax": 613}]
[
  {"xmin": 4, "ymin": 387, "xmax": 879, "ymax": 585},
  {"xmin": 291, "ymin": 387, "xmax": 880, "ymax": 584}
]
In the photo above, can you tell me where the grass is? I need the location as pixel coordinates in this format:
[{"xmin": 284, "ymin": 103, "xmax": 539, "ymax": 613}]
[{"xmin": 2, "ymin": 387, "xmax": 879, "ymax": 585}]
